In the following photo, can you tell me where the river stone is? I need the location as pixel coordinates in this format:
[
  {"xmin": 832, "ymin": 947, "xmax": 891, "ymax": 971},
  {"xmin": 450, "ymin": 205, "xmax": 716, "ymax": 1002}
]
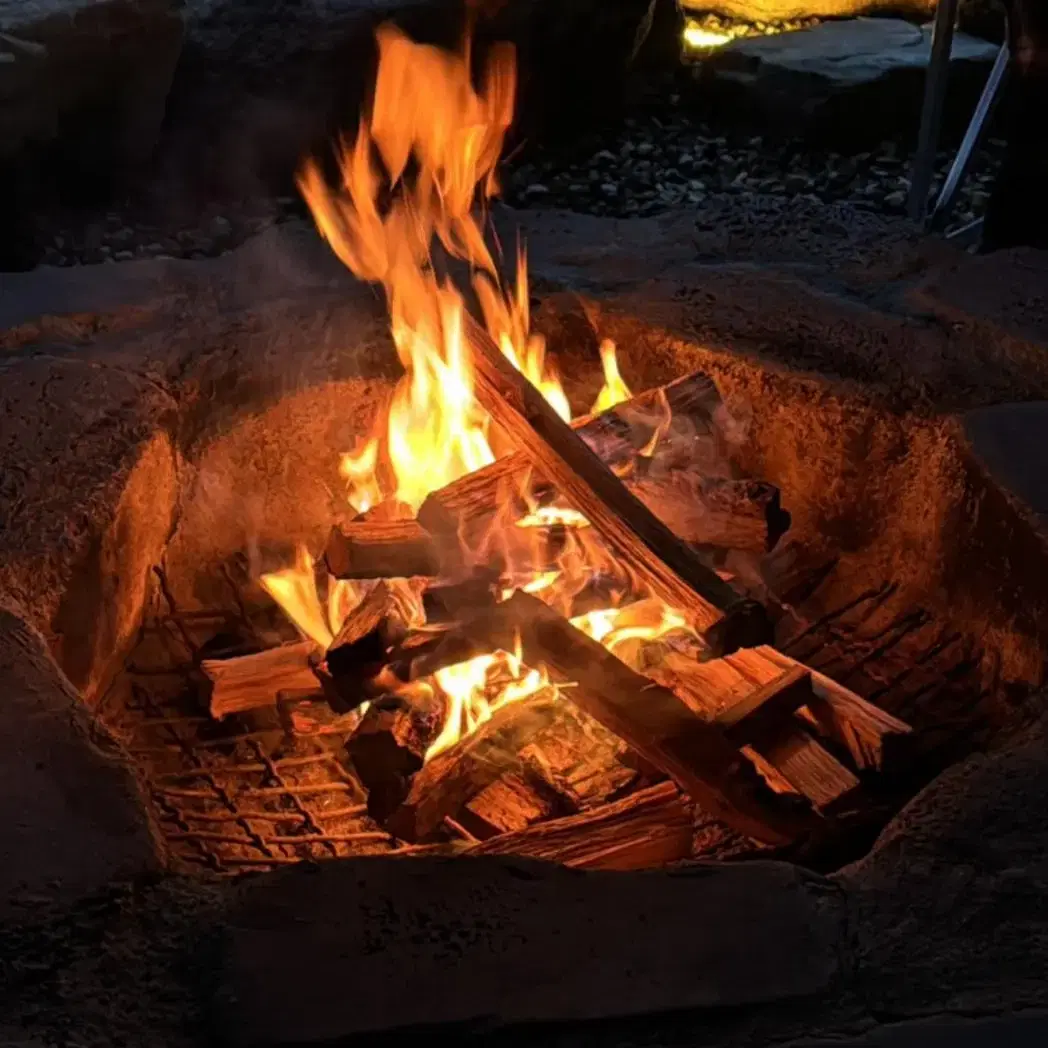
[
  {"xmin": 216, "ymin": 856, "xmax": 843, "ymax": 1045},
  {"xmin": 0, "ymin": 607, "xmax": 157, "ymax": 918},
  {"xmin": 0, "ymin": 0, "xmax": 184, "ymax": 165},
  {"xmin": 703, "ymin": 19, "xmax": 999, "ymax": 146}
]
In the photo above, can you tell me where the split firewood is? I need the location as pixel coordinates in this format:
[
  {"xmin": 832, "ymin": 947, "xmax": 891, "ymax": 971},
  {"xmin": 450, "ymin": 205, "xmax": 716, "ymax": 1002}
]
[
  {"xmin": 715, "ymin": 667, "xmax": 816, "ymax": 747},
  {"xmin": 467, "ymin": 780, "xmax": 695, "ymax": 871},
  {"xmin": 202, "ymin": 640, "xmax": 321, "ymax": 719},
  {"xmin": 384, "ymin": 693, "xmax": 560, "ymax": 842},
  {"xmin": 460, "ymin": 317, "xmax": 771, "ymax": 655},
  {"xmin": 347, "ymin": 694, "xmax": 446, "ymax": 821},
  {"xmin": 629, "ymin": 474, "xmax": 790, "ymax": 553},
  {"xmin": 324, "ymin": 519, "xmax": 441, "ymax": 579},
  {"xmin": 473, "ymin": 591, "xmax": 819, "ymax": 846},
  {"xmin": 656, "ymin": 651, "xmax": 860, "ymax": 811},
  {"xmin": 458, "ymin": 772, "xmax": 560, "ymax": 838},
  {"xmin": 732, "ymin": 646, "xmax": 912, "ymax": 770},
  {"xmin": 418, "ymin": 370, "xmax": 732, "ymax": 551},
  {"xmin": 322, "ymin": 582, "xmax": 394, "ymax": 711}
]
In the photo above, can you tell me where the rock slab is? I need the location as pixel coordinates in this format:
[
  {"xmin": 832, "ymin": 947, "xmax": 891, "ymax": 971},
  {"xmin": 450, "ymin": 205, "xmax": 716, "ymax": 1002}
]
[
  {"xmin": 704, "ymin": 19, "xmax": 999, "ymax": 146},
  {"xmin": 217, "ymin": 856, "xmax": 843, "ymax": 1045}
]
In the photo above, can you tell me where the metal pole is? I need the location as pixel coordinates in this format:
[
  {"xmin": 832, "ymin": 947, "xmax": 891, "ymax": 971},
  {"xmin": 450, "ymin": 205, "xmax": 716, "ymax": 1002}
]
[
  {"xmin": 929, "ymin": 43, "xmax": 1010, "ymax": 231},
  {"xmin": 909, "ymin": 0, "xmax": 960, "ymax": 222}
]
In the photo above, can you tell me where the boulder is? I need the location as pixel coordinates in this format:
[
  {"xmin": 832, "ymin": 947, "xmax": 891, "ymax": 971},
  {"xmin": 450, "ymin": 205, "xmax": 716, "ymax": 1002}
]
[
  {"xmin": 0, "ymin": 607, "xmax": 157, "ymax": 919},
  {"xmin": 702, "ymin": 18, "xmax": 999, "ymax": 146},
  {"xmin": 0, "ymin": 0, "xmax": 184, "ymax": 166},
  {"xmin": 839, "ymin": 715, "xmax": 1048, "ymax": 1015}
]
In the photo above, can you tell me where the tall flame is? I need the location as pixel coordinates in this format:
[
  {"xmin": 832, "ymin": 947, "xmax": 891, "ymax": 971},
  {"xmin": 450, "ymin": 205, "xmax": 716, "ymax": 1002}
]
[{"xmin": 262, "ymin": 24, "xmax": 689, "ymax": 760}]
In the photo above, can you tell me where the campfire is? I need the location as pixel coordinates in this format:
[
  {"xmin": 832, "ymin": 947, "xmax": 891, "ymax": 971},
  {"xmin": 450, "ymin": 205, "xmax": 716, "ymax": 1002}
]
[{"xmin": 113, "ymin": 23, "xmax": 933, "ymax": 873}]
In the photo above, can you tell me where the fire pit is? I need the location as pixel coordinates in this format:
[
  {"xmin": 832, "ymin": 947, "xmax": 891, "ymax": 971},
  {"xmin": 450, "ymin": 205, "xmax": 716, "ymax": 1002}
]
[{"xmin": 24, "ymin": 23, "xmax": 1029, "ymax": 885}]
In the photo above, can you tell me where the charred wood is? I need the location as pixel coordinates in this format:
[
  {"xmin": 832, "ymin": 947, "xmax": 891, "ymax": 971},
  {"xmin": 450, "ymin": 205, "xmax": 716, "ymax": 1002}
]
[
  {"xmin": 460, "ymin": 317, "xmax": 770, "ymax": 654},
  {"xmin": 347, "ymin": 694, "xmax": 446, "ymax": 821},
  {"xmin": 323, "ymin": 582, "xmax": 394, "ymax": 711},
  {"xmin": 629, "ymin": 473, "xmax": 790, "ymax": 553}
]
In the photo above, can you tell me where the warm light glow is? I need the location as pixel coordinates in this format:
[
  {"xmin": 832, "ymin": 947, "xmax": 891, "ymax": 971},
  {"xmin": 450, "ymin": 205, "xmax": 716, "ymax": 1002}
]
[
  {"xmin": 262, "ymin": 24, "xmax": 696, "ymax": 758},
  {"xmin": 682, "ymin": 22, "xmax": 732, "ymax": 50}
]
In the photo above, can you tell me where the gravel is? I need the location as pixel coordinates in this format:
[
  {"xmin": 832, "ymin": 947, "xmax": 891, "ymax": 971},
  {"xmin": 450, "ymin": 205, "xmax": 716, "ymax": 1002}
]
[{"xmin": 501, "ymin": 107, "xmax": 1003, "ymax": 229}]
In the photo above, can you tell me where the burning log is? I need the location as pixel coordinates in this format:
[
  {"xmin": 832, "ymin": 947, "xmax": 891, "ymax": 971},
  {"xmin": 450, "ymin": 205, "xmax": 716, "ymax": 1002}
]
[
  {"xmin": 202, "ymin": 640, "xmax": 321, "ymax": 719},
  {"xmin": 466, "ymin": 780, "xmax": 694, "ymax": 871},
  {"xmin": 459, "ymin": 318, "xmax": 771, "ymax": 655},
  {"xmin": 324, "ymin": 520, "xmax": 440, "ymax": 580},
  {"xmin": 418, "ymin": 371, "xmax": 741, "ymax": 551},
  {"xmin": 384, "ymin": 693, "xmax": 560, "ymax": 842},
  {"xmin": 715, "ymin": 666, "xmax": 815, "ymax": 748},
  {"xmin": 321, "ymin": 582, "xmax": 395, "ymax": 710},
  {"xmin": 733, "ymin": 647, "xmax": 912, "ymax": 770},
  {"xmin": 476, "ymin": 591, "xmax": 818, "ymax": 846},
  {"xmin": 347, "ymin": 695, "xmax": 446, "ymax": 821}
]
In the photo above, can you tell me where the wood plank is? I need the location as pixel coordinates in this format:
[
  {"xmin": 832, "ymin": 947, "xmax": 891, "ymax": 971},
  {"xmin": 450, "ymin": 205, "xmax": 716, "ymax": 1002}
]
[
  {"xmin": 202, "ymin": 641, "xmax": 321, "ymax": 719},
  {"xmin": 467, "ymin": 781, "xmax": 694, "ymax": 871},
  {"xmin": 461, "ymin": 316, "xmax": 772, "ymax": 655},
  {"xmin": 475, "ymin": 591, "xmax": 819, "ymax": 847}
]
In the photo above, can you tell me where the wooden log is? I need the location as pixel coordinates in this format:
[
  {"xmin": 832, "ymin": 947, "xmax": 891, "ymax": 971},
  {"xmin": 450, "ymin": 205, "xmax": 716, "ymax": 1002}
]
[
  {"xmin": 347, "ymin": 695, "xmax": 446, "ymax": 821},
  {"xmin": 629, "ymin": 473, "xmax": 790, "ymax": 553},
  {"xmin": 657, "ymin": 651, "xmax": 860, "ymax": 811},
  {"xmin": 733, "ymin": 646, "xmax": 912, "ymax": 770},
  {"xmin": 418, "ymin": 371, "xmax": 728, "ymax": 551},
  {"xmin": 716, "ymin": 667, "xmax": 814, "ymax": 748},
  {"xmin": 475, "ymin": 591, "xmax": 818, "ymax": 846},
  {"xmin": 459, "ymin": 772, "xmax": 559, "ymax": 838},
  {"xmin": 460, "ymin": 317, "xmax": 771, "ymax": 655},
  {"xmin": 322, "ymin": 582, "xmax": 394, "ymax": 711},
  {"xmin": 324, "ymin": 520, "xmax": 440, "ymax": 580},
  {"xmin": 202, "ymin": 641, "xmax": 321, "ymax": 719},
  {"xmin": 384, "ymin": 693, "xmax": 560, "ymax": 842},
  {"xmin": 467, "ymin": 780, "xmax": 694, "ymax": 871}
]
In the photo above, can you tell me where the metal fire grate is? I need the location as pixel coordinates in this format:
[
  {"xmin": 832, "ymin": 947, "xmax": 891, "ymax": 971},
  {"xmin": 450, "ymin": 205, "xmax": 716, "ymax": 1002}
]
[{"xmin": 102, "ymin": 569, "xmax": 995, "ymax": 875}]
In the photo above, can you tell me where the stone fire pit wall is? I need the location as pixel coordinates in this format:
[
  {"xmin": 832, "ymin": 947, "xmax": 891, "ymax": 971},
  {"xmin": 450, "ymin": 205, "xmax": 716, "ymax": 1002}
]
[{"xmin": 2, "ymin": 200, "xmax": 1048, "ymax": 911}]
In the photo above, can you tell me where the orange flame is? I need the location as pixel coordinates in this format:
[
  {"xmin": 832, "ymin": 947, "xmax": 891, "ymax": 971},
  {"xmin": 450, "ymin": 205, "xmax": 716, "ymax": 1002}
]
[{"xmin": 261, "ymin": 24, "xmax": 689, "ymax": 758}]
